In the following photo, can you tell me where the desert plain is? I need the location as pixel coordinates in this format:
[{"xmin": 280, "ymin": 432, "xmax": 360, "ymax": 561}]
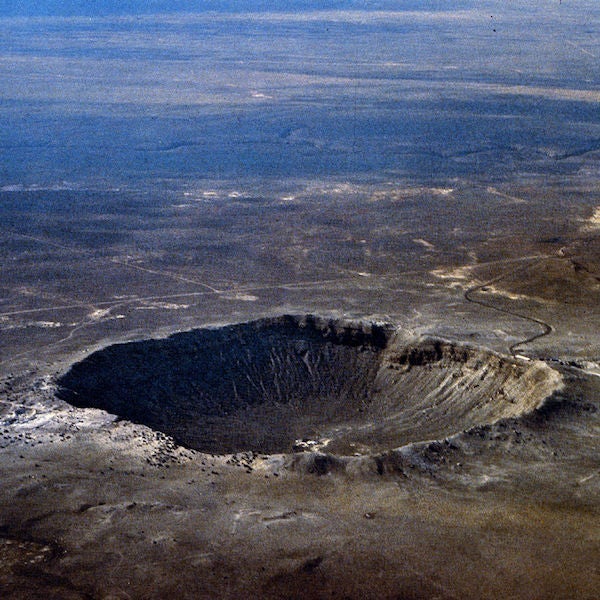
[{"xmin": 0, "ymin": 2, "xmax": 599, "ymax": 598}]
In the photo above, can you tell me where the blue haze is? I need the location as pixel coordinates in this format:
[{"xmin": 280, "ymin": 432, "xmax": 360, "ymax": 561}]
[
  {"xmin": 0, "ymin": 2, "xmax": 473, "ymax": 17},
  {"xmin": 0, "ymin": 1, "xmax": 598, "ymax": 187}
]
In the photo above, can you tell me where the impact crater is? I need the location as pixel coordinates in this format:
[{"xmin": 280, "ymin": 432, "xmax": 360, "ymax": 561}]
[{"xmin": 56, "ymin": 315, "xmax": 561, "ymax": 455}]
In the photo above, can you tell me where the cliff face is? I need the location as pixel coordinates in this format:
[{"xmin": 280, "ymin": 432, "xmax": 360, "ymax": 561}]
[{"xmin": 56, "ymin": 315, "xmax": 561, "ymax": 455}]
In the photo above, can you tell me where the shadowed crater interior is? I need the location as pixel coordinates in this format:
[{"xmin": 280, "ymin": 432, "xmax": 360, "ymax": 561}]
[{"xmin": 56, "ymin": 315, "xmax": 561, "ymax": 455}]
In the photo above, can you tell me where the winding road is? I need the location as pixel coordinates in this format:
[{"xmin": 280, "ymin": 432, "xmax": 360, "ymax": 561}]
[{"xmin": 463, "ymin": 257, "xmax": 554, "ymax": 357}]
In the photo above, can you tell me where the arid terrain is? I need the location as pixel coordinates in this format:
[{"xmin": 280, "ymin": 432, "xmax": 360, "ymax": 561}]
[
  {"xmin": 1, "ymin": 179, "xmax": 599, "ymax": 599},
  {"xmin": 1, "ymin": 2, "xmax": 599, "ymax": 598}
]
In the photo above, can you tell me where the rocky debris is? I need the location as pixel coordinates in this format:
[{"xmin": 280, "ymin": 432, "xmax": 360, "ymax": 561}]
[{"xmin": 226, "ymin": 451, "xmax": 257, "ymax": 473}]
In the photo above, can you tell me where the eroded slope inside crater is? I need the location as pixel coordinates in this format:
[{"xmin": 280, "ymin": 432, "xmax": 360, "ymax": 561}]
[{"xmin": 56, "ymin": 315, "xmax": 561, "ymax": 455}]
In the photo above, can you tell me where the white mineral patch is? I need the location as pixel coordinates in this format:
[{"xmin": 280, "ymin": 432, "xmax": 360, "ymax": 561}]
[
  {"xmin": 136, "ymin": 302, "xmax": 190, "ymax": 310},
  {"xmin": 483, "ymin": 285, "xmax": 538, "ymax": 302},
  {"xmin": 369, "ymin": 187, "xmax": 422, "ymax": 202},
  {"xmin": 220, "ymin": 293, "xmax": 259, "ymax": 302},
  {"xmin": 430, "ymin": 265, "xmax": 474, "ymax": 289},
  {"xmin": 89, "ymin": 308, "xmax": 112, "ymax": 320},
  {"xmin": 413, "ymin": 238, "xmax": 435, "ymax": 250},
  {"xmin": 33, "ymin": 320, "xmax": 63, "ymax": 328},
  {"xmin": 0, "ymin": 320, "xmax": 63, "ymax": 330},
  {"xmin": 584, "ymin": 206, "xmax": 600, "ymax": 230},
  {"xmin": 430, "ymin": 266, "xmax": 471, "ymax": 280}
]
